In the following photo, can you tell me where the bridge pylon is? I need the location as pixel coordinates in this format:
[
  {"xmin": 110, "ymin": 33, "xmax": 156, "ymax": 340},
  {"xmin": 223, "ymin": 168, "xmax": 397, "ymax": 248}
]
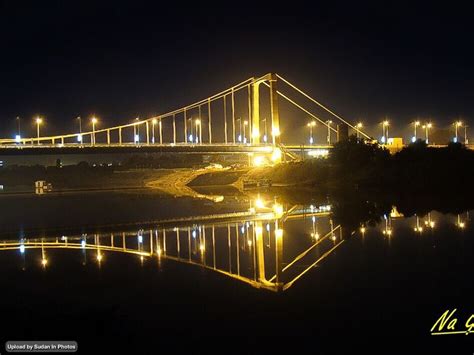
[{"xmin": 251, "ymin": 73, "xmax": 280, "ymax": 146}]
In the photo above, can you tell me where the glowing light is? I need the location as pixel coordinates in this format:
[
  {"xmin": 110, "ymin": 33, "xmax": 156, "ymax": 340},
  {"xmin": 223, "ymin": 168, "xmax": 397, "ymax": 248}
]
[
  {"xmin": 360, "ymin": 227, "xmax": 366, "ymax": 234},
  {"xmin": 271, "ymin": 148, "xmax": 282, "ymax": 162},
  {"xmin": 15, "ymin": 135, "xmax": 21, "ymax": 143},
  {"xmin": 275, "ymin": 229, "xmax": 283, "ymax": 239},
  {"xmin": 383, "ymin": 120, "xmax": 389, "ymax": 126},
  {"xmin": 273, "ymin": 203, "xmax": 284, "ymax": 217},
  {"xmin": 241, "ymin": 226, "xmax": 245, "ymax": 234},
  {"xmin": 255, "ymin": 198, "xmax": 265, "ymax": 209},
  {"xmin": 192, "ymin": 230, "xmax": 197, "ymax": 238},
  {"xmin": 157, "ymin": 247, "xmax": 162, "ymax": 257},
  {"xmin": 195, "ymin": 119, "xmax": 201, "ymax": 125},
  {"xmin": 35, "ymin": 117, "xmax": 43, "ymax": 124},
  {"xmin": 263, "ymin": 134, "xmax": 267, "ymax": 143},
  {"xmin": 272, "ymin": 127, "xmax": 281, "ymax": 136},
  {"xmin": 411, "ymin": 136, "xmax": 416, "ymax": 143},
  {"xmin": 356, "ymin": 122, "xmax": 363, "ymax": 129},
  {"xmin": 135, "ymin": 134, "xmax": 140, "ymax": 143},
  {"xmin": 309, "ymin": 137, "xmax": 314, "ymax": 144},
  {"xmin": 138, "ymin": 235, "xmax": 143, "ymax": 243},
  {"xmin": 381, "ymin": 136, "xmax": 386, "ymax": 144},
  {"xmin": 140, "ymin": 256, "xmax": 144, "ymax": 262},
  {"xmin": 331, "ymin": 235, "xmax": 336, "ymax": 241},
  {"xmin": 459, "ymin": 222, "xmax": 465, "ymax": 229},
  {"xmin": 41, "ymin": 259, "xmax": 48, "ymax": 266},
  {"xmin": 429, "ymin": 221, "xmax": 435, "ymax": 228},
  {"xmin": 238, "ymin": 134, "xmax": 242, "ymax": 142},
  {"xmin": 97, "ymin": 254, "xmax": 103, "ymax": 262},
  {"xmin": 247, "ymin": 240, "xmax": 252, "ymax": 247},
  {"xmin": 312, "ymin": 216, "xmax": 316, "ymax": 222},
  {"xmin": 81, "ymin": 240, "xmax": 86, "ymax": 248},
  {"xmin": 20, "ymin": 244, "xmax": 25, "ymax": 254},
  {"xmin": 253, "ymin": 155, "xmax": 266, "ymax": 167},
  {"xmin": 307, "ymin": 149, "xmax": 329, "ymax": 157},
  {"xmin": 77, "ymin": 134, "xmax": 83, "ymax": 142},
  {"xmin": 152, "ymin": 118, "xmax": 158, "ymax": 124},
  {"xmin": 91, "ymin": 117, "xmax": 98, "ymax": 124},
  {"xmin": 266, "ymin": 223, "xmax": 270, "ymax": 232}
]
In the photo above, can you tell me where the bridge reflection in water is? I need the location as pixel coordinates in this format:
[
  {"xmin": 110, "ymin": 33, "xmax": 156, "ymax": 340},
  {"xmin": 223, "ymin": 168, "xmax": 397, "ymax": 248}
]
[{"xmin": 0, "ymin": 201, "xmax": 343, "ymax": 292}]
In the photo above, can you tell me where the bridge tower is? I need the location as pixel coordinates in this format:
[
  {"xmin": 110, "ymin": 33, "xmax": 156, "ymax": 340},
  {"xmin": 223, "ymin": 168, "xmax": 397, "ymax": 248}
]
[{"xmin": 251, "ymin": 73, "xmax": 280, "ymax": 145}]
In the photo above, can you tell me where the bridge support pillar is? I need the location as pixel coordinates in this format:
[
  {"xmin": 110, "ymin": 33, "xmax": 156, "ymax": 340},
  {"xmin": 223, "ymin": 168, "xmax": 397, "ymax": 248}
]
[
  {"xmin": 118, "ymin": 128, "xmax": 122, "ymax": 145},
  {"xmin": 254, "ymin": 221, "xmax": 267, "ymax": 282},
  {"xmin": 107, "ymin": 130, "xmax": 111, "ymax": 145},
  {"xmin": 275, "ymin": 226, "xmax": 283, "ymax": 289},
  {"xmin": 251, "ymin": 79, "xmax": 261, "ymax": 145},
  {"xmin": 269, "ymin": 73, "xmax": 280, "ymax": 146}
]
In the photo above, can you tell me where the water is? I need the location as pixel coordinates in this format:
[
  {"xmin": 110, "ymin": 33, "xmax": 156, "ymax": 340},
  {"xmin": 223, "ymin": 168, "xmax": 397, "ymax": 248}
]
[{"xmin": 0, "ymin": 190, "xmax": 472, "ymax": 353}]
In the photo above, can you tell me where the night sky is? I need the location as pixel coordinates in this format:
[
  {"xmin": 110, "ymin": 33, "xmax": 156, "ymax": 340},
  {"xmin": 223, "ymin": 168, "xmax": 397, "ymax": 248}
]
[{"xmin": 1, "ymin": 2, "xmax": 473, "ymax": 140}]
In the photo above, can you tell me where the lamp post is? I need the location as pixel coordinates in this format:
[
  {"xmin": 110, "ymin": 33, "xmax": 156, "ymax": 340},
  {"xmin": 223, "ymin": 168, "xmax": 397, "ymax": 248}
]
[
  {"xmin": 134, "ymin": 117, "xmax": 140, "ymax": 144},
  {"xmin": 237, "ymin": 118, "xmax": 242, "ymax": 143},
  {"xmin": 382, "ymin": 120, "xmax": 389, "ymax": 144},
  {"xmin": 35, "ymin": 117, "xmax": 42, "ymax": 145},
  {"xmin": 422, "ymin": 122, "xmax": 432, "ymax": 144},
  {"xmin": 307, "ymin": 121, "xmax": 316, "ymax": 144},
  {"xmin": 262, "ymin": 118, "xmax": 268, "ymax": 143},
  {"xmin": 91, "ymin": 117, "xmax": 98, "ymax": 146},
  {"xmin": 16, "ymin": 116, "xmax": 21, "ymax": 136},
  {"xmin": 326, "ymin": 120, "xmax": 332, "ymax": 144},
  {"xmin": 151, "ymin": 119, "xmax": 157, "ymax": 144},
  {"xmin": 77, "ymin": 116, "xmax": 82, "ymax": 143},
  {"xmin": 412, "ymin": 121, "xmax": 420, "ymax": 142},
  {"xmin": 454, "ymin": 121, "xmax": 462, "ymax": 143},
  {"xmin": 195, "ymin": 119, "xmax": 201, "ymax": 144},
  {"xmin": 187, "ymin": 117, "xmax": 194, "ymax": 143},
  {"xmin": 356, "ymin": 122, "xmax": 363, "ymax": 139},
  {"xmin": 243, "ymin": 120, "xmax": 248, "ymax": 144}
]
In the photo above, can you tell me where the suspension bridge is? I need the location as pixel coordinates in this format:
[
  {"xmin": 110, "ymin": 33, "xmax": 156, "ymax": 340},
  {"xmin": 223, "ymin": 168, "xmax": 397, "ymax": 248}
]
[
  {"xmin": 0, "ymin": 200, "xmax": 344, "ymax": 292},
  {"xmin": 0, "ymin": 73, "xmax": 370, "ymax": 163}
]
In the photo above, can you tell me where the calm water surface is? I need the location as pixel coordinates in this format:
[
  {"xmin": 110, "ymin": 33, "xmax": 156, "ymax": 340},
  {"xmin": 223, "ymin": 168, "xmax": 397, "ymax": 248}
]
[{"xmin": 0, "ymin": 191, "xmax": 472, "ymax": 353}]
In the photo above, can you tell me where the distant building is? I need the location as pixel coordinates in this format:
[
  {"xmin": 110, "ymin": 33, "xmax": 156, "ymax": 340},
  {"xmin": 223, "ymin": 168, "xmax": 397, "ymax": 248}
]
[{"xmin": 387, "ymin": 137, "xmax": 404, "ymax": 149}]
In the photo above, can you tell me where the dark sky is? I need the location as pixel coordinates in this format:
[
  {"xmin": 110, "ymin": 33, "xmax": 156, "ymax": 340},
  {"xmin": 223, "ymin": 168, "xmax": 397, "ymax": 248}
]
[{"xmin": 0, "ymin": 2, "xmax": 473, "ymax": 140}]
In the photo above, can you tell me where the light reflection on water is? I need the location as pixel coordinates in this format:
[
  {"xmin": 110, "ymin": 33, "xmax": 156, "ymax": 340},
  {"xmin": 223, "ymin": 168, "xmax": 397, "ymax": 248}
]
[{"xmin": 0, "ymin": 197, "xmax": 471, "ymax": 292}]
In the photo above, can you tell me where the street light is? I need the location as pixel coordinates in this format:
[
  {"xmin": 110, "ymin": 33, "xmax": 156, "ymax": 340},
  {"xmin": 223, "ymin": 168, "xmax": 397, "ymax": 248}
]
[
  {"xmin": 412, "ymin": 121, "xmax": 420, "ymax": 142},
  {"xmin": 454, "ymin": 121, "xmax": 462, "ymax": 143},
  {"xmin": 91, "ymin": 117, "xmax": 98, "ymax": 146},
  {"xmin": 195, "ymin": 119, "xmax": 202, "ymax": 144},
  {"xmin": 237, "ymin": 118, "xmax": 242, "ymax": 143},
  {"xmin": 35, "ymin": 117, "xmax": 43, "ymax": 144},
  {"xmin": 77, "ymin": 116, "xmax": 83, "ymax": 143},
  {"xmin": 307, "ymin": 121, "xmax": 316, "ymax": 144},
  {"xmin": 262, "ymin": 118, "xmax": 268, "ymax": 143},
  {"xmin": 243, "ymin": 120, "xmax": 248, "ymax": 144},
  {"xmin": 356, "ymin": 122, "xmax": 363, "ymax": 139},
  {"xmin": 326, "ymin": 120, "xmax": 332, "ymax": 144},
  {"xmin": 152, "ymin": 118, "xmax": 157, "ymax": 144},
  {"xmin": 15, "ymin": 116, "xmax": 21, "ymax": 143},
  {"xmin": 422, "ymin": 122, "xmax": 432, "ymax": 144},
  {"xmin": 381, "ymin": 120, "xmax": 389, "ymax": 144},
  {"xmin": 187, "ymin": 117, "xmax": 195, "ymax": 143},
  {"xmin": 134, "ymin": 117, "xmax": 140, "ymax": 144}
]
